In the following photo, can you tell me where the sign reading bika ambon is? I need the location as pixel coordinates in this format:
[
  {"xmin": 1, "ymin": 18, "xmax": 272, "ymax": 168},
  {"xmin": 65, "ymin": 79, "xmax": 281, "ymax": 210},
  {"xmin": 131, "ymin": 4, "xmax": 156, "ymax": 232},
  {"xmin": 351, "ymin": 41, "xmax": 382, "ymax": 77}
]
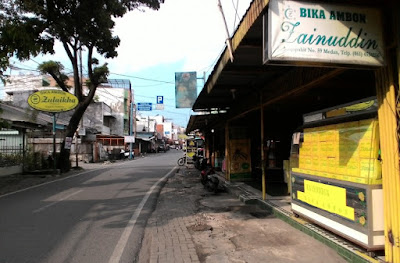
[{"xmin": 265, "ymin": 0, "xmax": 385, "ymax": 67}]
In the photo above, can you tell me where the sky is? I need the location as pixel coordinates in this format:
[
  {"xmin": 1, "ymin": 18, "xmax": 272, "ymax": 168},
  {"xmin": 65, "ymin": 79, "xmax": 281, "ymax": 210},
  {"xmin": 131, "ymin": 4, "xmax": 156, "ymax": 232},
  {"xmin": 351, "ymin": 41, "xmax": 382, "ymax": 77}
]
[{"xmin": 7, "ymin": 0, "xmax": 253, "ymax": 127}]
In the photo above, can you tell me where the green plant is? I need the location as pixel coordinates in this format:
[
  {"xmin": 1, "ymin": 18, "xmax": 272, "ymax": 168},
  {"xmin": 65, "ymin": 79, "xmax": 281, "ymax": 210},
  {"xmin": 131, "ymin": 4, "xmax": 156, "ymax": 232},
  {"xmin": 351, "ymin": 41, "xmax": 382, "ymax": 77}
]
[{"xmin": 0, "ymin": 153, "xmax": 23, "ymax": 167}]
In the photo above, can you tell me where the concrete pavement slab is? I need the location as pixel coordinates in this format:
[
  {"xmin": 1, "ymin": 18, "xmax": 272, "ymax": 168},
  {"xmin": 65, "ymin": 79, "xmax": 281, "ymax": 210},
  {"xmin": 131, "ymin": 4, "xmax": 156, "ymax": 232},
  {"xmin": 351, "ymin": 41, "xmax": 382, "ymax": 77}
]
[{"xmin": 138, "ymin": 166, "xmax": 365, "ymax": 263}]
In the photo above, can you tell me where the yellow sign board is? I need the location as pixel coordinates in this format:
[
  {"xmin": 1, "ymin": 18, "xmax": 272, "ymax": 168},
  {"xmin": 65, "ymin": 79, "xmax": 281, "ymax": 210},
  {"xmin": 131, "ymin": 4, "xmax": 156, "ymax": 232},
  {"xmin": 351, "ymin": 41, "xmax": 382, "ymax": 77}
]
[
  {"xmin": 28, "ymin": 90, "xmax": 78, "ymax": 112},
  {"xmin": 297, "ymin": 180, "xmax": 355, "ymax": 220}
]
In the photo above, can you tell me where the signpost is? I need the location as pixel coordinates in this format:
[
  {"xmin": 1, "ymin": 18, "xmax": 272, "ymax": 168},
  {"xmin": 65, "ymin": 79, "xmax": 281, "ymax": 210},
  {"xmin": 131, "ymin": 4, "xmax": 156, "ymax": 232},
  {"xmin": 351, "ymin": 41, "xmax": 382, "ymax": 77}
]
[
  {"xmin": 28, "ymin": 90, "xmax": 78, "ymax": 173},
  {"xmin": 156, "ymin": 96, "xmax": 164, "ymax": 110}
]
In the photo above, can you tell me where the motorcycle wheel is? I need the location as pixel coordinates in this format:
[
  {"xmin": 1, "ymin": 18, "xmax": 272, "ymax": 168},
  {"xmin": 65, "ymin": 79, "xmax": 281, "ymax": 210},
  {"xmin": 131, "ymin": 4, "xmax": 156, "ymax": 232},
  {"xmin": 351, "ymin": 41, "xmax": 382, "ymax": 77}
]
[{"xmin": 177, "ymin": 157, "xmax": 185, "ymax": 166}]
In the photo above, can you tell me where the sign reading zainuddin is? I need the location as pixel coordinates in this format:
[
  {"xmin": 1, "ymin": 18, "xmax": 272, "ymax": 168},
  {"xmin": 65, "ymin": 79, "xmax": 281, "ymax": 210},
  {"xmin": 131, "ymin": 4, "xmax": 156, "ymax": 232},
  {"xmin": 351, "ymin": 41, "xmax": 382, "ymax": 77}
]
[
  {"xmin": 266, "ymin": 0, "xmax": 385, "ymax": 66},
  {"xmin": 28, "ymin": 89, "xmax": 78, "ymax": 112}
]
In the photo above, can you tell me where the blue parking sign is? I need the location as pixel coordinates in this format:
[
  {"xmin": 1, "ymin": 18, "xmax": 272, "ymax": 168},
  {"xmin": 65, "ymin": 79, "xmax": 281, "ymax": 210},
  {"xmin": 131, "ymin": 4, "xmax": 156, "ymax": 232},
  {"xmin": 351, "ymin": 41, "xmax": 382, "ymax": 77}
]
[{"xmin": 157, "ymin": 96, "xmax": 164, "ymax": 104}]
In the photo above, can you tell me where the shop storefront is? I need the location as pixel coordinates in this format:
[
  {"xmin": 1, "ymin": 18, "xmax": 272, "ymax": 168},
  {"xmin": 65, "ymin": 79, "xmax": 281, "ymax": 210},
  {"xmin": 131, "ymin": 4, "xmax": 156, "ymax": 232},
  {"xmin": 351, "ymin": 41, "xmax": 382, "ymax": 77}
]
[{"xmin": 187, "ymin": 0, "xmax": 399, "ymax": 261}]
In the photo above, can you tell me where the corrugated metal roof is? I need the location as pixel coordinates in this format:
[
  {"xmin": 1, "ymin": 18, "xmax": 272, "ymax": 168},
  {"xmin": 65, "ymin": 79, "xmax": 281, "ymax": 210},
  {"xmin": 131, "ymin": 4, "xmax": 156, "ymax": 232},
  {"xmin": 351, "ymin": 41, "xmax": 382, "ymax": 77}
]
[{"xmin": 0, "ymin": 103, "xmax": 68, "ymax": 129}]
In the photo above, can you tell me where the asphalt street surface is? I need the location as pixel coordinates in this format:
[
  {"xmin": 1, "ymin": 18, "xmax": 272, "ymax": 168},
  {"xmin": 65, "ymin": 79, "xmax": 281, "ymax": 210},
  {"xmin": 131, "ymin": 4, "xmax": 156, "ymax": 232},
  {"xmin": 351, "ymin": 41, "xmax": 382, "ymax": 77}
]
[{"xmin": 0, "ymin": 150, "xmax": 183, "ymax": 263}]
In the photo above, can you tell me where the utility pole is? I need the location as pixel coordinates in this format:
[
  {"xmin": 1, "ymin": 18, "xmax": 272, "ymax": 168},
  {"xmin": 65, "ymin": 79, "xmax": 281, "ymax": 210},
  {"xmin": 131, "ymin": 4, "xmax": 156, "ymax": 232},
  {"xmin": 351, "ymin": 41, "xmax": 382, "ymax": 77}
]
[
  {"xmin": 217, "ymin": 0, "xmax": 234, "ymax": 62},
  {"xmin": 129, "ymin": 82, "xmax": 134, "ymax": 159},
  {"xmin": 52, "ymin": 113, "xmax": 57, "ymax": 174}
]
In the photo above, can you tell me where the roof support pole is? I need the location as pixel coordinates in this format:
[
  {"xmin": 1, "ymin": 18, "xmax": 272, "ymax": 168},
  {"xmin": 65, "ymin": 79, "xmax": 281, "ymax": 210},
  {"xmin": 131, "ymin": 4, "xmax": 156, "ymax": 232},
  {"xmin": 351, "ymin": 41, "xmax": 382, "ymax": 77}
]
[
  {"xmin": 225, "ymin": 121, "xmax": 230, "ymax": 180},
  {"xmin": 260, "ymin": 94, "xmax": 266, "ymax": 200}
]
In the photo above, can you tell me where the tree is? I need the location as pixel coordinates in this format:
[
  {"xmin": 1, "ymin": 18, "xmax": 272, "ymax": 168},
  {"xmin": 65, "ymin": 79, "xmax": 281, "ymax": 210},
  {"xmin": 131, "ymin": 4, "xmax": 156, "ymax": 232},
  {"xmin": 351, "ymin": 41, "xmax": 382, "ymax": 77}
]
[{"xmin": 0, "ymin": 0, "xmax": 164, "ymax": 172}]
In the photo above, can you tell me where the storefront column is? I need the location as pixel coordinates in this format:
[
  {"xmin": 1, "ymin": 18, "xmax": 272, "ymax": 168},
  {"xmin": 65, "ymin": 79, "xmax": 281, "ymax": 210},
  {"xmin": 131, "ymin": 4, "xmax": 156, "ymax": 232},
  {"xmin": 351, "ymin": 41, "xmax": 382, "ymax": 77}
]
[
  {"xmin": 211, "ymin": 129, "xmax": 215, "ymax": 167},
  {"xmin": 224, "ymin": 122, "xmax": 230, "ymax": 181},
  {"xmin": 205, "ymin": 134, "xmax": 211, "ymax": 162},
  {"xmin": 260, "ymin": 97, "xmax": 266, "ymax": 200},
  {"xmin": 375, "ymin": 55, "xmax": 400, "ymax": 262}
]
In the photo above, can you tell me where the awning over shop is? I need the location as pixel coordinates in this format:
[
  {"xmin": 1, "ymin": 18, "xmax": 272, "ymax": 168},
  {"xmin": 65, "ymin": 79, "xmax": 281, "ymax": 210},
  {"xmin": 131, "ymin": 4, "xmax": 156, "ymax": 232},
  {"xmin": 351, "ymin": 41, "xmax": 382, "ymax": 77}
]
[
  {"xmin": 190, "ymin": 0, "xmax": 377, "ymax": 132},
  {"xmin": 186, "ymin": 113, "xmax": 227, "ymax": 134},
  {"xmin": 135, "ymin": 132, "xmax": 155, "ymax": 142}
]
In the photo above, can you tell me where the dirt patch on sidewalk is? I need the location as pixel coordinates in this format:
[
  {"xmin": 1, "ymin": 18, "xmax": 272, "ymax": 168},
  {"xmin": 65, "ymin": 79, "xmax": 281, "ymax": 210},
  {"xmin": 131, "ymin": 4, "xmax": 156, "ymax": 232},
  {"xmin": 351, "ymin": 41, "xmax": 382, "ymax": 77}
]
[{"xmin": 139, "ymin": 168, "xmax": 347, "ymax": 263}]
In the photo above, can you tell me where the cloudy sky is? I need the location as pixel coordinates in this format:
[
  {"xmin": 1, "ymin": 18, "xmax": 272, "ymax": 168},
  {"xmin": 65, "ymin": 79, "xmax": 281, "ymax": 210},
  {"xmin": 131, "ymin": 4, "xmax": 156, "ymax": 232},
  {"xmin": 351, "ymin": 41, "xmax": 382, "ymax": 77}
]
[
  {"xmin": 10, "ymin": 0, "xmax": 253, "ymax": 127},
  {"xmin": 108, "ymin": 0, "xmax": 252, "ymax": 127}
]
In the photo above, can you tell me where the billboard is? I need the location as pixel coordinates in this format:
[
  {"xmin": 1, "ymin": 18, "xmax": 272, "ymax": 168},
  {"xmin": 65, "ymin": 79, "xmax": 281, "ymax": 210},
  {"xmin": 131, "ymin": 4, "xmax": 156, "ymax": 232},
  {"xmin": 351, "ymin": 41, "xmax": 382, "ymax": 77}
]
[{"xmin": 175, "ymin": 72, "xmax": 197, "ymax": 108}]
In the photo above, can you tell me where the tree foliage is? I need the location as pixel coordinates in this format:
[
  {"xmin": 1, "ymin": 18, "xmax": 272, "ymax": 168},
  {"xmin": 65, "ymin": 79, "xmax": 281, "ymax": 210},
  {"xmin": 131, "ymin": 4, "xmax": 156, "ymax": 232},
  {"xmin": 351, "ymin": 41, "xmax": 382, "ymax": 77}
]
[
  {"xmin": 0, "ymin": 0, "xmax": 164, "ymax": 171},
  {"xmin": 0, "ymin": 104, "xmax": 11, "ymax": 129}
]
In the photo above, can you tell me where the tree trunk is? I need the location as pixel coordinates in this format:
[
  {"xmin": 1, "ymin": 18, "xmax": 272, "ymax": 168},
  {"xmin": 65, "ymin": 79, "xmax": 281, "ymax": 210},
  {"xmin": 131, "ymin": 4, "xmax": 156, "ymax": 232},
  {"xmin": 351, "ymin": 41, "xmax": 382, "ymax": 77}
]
[{"xmin": 58, "ymin": 99, "xmax": 91, "ymax": 173}]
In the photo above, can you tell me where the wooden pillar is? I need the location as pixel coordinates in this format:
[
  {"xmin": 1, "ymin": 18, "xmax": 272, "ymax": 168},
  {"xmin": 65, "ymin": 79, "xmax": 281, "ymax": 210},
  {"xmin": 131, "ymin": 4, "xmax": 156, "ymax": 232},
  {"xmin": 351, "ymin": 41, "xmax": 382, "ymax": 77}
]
[
  {"xmin": 261, "ymin": 96, "xmax": 266, "ymax": 200},
  {"xmin": 225, "ymin": 122, "xmax": 230, "ymax": 180},
  {"xmin": 212, "ymin": 129, "xmax": 215, "ymax": 167}
]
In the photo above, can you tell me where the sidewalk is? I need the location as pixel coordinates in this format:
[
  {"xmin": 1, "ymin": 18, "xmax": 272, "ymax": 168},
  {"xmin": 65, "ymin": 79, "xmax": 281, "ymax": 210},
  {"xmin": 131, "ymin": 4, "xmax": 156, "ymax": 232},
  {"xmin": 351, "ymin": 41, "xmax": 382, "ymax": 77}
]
[
  {"xmin": 221, "ymin": 178, "xmax": 384, "ymax": 263},
  {"xmin": 139, "ymin": 166, "xmax": 382, "ymax": 263}
]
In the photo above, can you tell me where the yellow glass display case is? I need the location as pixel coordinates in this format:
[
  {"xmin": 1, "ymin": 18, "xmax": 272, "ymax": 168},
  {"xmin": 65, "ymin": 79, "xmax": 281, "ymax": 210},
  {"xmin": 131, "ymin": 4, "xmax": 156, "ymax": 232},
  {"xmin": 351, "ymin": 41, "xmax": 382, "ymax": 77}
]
[{"xmin": 291, "ymin": 97, "xmax": 384, "ymax": 251}]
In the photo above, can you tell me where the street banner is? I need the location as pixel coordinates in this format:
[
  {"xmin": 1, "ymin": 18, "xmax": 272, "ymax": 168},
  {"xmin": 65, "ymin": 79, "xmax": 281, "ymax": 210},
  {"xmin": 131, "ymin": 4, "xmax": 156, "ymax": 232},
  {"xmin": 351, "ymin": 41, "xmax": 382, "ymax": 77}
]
[
  {"xmin": 124, "ymin": 136, "xmax": 135, "ymax": 143},
  {"xmin": 175, "ymin": 72, "xmax": 197, "ymax": 108}
]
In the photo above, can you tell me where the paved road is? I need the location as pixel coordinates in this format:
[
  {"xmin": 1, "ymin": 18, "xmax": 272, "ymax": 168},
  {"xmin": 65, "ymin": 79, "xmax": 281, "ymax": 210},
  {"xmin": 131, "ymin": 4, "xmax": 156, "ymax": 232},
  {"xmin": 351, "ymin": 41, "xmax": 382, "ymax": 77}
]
[{"xmin": 0, "ymin": 150, "xmax": 184, "ymax": 263}]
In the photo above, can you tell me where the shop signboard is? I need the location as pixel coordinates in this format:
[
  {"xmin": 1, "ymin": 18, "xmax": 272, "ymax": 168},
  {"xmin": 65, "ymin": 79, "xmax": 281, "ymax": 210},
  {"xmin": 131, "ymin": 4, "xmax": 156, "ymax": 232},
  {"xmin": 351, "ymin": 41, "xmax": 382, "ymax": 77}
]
[
  {"xmin": 124, "ymin": 136, "xmax": 135, "ymax": 143},
  {"xmin": 265, "ymin": 0, "xmax": 385, "ymax": 67},
  {"xmin": 186, "ymin": 138, "xmax": 197, "ymax": 159},
  {"xmin": 28, "ymin": 89, "xmax": 78, "ymax": 112},
  {"xmin": 291, "ymin": 173, "xmax": 384, "ymax": 250}
]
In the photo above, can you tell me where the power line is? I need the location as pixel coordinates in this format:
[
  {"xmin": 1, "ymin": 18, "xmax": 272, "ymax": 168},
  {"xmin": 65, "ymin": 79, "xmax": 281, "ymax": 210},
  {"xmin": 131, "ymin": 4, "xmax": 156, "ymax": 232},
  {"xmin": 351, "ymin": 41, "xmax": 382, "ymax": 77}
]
[
  {"xmin": 231, "ymin": 0, "xmax": 241, "ymax": 31},
  {"xmin": 135, "ymin": 94, "xmax": 175, "ymax": 102},
  {"xmin": 110, "ymin": 72, "xmax": 175, "ymax": 85}
]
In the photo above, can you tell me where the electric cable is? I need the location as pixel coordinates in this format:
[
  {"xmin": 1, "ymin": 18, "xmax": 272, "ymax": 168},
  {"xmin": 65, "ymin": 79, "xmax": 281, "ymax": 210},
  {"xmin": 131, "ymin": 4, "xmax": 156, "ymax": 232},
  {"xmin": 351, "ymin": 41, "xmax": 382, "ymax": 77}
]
[{"xmin": 232, "ymin": 0, "xmax": 240, "ymax": 31}]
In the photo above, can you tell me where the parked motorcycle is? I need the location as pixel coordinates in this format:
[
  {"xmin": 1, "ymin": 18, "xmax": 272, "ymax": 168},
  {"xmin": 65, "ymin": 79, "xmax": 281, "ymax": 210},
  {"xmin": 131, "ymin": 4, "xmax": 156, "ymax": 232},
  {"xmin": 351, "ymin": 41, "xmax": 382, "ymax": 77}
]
[
  {"xmin": 177, "ymin": 154, "xmax": 186, "ymax": 166},
  {"xmin": 200, "ymin": 165, "xmax": 219, "ymax": 193},
  {"xmin": 194, "ymin": 155, "xmax": 207, "ymax": 170}
]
